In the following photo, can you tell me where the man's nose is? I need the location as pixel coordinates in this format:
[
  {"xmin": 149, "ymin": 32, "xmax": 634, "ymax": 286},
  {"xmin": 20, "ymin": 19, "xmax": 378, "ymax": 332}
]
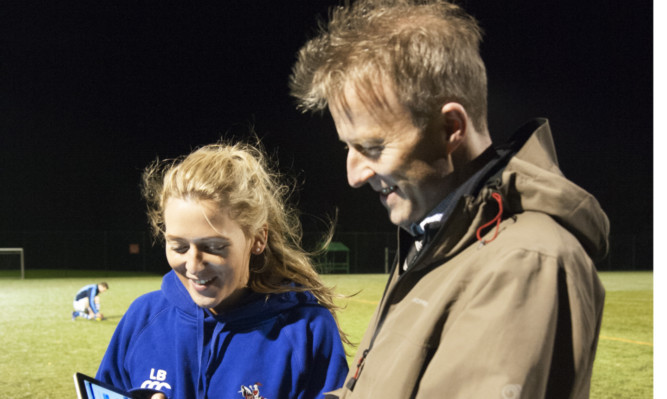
[{"xmin": 347, "ymin": 149, "xmax": 374, "ymax": 188}]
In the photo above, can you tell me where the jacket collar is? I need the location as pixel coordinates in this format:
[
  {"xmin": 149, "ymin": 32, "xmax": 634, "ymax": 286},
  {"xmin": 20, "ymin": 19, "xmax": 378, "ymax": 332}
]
[{"xmin": 400, "ymin": 117, "xmax": 609, "ymax": 272}]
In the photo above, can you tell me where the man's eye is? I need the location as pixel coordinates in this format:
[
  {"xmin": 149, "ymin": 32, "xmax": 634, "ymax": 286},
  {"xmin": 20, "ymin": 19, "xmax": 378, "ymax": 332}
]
[
  {"xmin": 349, "ymin": 144, "xmax": 382, "ymax": 157},
  {"xmin": 363, "ymin": 146, "xmax": 383, "ymax": 157}
]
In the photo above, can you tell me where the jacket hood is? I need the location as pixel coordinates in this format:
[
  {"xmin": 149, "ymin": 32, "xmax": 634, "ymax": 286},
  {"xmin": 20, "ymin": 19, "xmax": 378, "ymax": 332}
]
[
  {"xmin": 497, "ymin": 119, "xmax": 610, "ymax": 262},
  {"xmin": 420, "ymin": 119, "xmax": 609, "ymax": 266},
  {"xmin": 161, "ymin": 270, "xmax": 318, "ymax": 327}
]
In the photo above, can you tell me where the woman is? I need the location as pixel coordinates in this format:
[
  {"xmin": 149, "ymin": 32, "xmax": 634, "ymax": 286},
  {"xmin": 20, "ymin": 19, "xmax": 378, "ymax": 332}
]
[{"xmin": 97, "ymin": 141, "xmax": 349, "ymax": 399}]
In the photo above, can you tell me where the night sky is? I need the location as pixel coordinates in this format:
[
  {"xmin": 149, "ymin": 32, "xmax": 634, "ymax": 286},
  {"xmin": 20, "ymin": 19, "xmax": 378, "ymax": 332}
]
[{"xmin": 1, "ymin": 1, "xmax": 653, "ymax": 243}]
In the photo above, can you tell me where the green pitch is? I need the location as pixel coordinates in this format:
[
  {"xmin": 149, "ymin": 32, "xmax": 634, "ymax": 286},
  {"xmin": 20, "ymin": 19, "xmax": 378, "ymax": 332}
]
[{"xmin": 0, "ymin": 271, "xmax": 652, "ymax": 398}]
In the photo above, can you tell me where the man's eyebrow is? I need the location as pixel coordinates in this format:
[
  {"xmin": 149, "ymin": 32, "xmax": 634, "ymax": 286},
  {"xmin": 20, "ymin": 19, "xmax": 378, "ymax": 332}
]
[
  {"xmin": 350, "ymin": 139, "xmax": 386, "ymax": 147},
  {"xmin": 364, "ymin": 138, "xmax": 385, "ymax": 145}
]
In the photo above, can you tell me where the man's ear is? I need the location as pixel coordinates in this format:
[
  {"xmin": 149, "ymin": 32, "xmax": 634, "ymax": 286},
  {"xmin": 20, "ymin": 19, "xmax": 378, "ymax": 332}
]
[{"xmin": 440, "ymin": 102, "xmax": 468, "ymax": 155}]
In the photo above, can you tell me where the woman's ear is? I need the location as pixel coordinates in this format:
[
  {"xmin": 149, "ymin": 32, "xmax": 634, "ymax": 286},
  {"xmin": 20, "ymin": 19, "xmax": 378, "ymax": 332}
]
[{"xmin": 251, "ymin": 224, "xmax": 268, "ymax": 255}]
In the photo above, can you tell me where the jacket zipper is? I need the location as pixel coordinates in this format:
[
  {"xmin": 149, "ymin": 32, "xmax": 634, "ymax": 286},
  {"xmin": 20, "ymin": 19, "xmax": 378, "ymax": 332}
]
[
  {"xmin": 346, "ymin": 184, "xmax": 503, "ymax": 392},
  {"xmin": 346, "ymin": 237, "xmax": 415, "ymax": 391}
]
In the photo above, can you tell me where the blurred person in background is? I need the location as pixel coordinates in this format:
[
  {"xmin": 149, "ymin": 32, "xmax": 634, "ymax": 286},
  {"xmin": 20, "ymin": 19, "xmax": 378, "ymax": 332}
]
[{"xmin": 72, "ymin": 282, "xmax": 107, "ymax": 321}]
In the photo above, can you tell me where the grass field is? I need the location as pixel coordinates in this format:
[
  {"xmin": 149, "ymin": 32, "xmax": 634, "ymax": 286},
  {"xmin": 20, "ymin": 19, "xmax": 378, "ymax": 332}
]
[{"xmin": 0, "ymin": 270, "xmax": 652, "ymax": 398}]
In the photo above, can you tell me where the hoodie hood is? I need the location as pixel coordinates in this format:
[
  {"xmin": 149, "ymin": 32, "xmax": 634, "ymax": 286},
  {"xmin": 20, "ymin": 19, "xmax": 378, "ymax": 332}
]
[
  {"xmin": 97, "ymin": 269, "xmax": 348, "ymax": 399},
  {"xmin": 161, "ymin": 269, "xmax": 318, "ymax": 327}
]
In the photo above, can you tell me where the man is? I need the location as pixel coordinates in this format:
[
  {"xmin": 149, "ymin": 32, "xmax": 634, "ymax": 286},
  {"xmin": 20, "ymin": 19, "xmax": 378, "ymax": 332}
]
[
  {"xmin": 72, "ymin": 282, "xmax": 108, "ymax": 320},
  {"xmin": 290, "ymin": 0, "xmax": 608, "ymax": 398}
]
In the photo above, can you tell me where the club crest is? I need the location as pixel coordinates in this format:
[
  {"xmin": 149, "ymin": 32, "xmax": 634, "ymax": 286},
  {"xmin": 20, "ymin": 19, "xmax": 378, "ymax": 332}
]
[{"xmin": 239, "ymin": 383, "xmax": 266, "ymax": 399}]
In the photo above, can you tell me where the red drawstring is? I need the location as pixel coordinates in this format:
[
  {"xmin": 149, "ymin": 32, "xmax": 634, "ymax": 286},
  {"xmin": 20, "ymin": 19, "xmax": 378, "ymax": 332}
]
[
  {"xmin": 476, "ymin": 192, "xmax": 503, "ymax": 246},
  {"xmin": 353, "ymin": 361, "xmax": 362, "ymax": 379},
  {"xmin": 346, "ymin": 349, "xmax": 369, "ymax": 390},
  {"xmin": 353, "ymin": 349, "xmax": 368, "ymax": 379}
]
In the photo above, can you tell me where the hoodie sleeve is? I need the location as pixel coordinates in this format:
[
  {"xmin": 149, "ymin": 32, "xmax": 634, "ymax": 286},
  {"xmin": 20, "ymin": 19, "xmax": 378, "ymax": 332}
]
[
  {"xmin": 96, "ymin": 306, "xmax": 134, "ymax": 390},
  {"xmin": 96, "ymin": 293, "xmax": 162, "ymax": 392},
  {"xmin": 298, "ymin": 307, "xmax": 349, "ymax": 399}
]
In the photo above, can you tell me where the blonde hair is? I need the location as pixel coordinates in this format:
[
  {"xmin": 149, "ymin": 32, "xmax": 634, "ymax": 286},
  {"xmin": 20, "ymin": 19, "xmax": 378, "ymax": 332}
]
[
  {"xmin": 143, "ymin": 140, "xmax": 349, "ymax": 344},
  {"xmin": 290, "ymin": 0, "xmax": 487, "ymax": 132}
]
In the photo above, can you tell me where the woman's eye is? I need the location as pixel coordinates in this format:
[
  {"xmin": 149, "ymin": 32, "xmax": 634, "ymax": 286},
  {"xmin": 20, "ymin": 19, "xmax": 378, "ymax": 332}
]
[
  {"xmin": 171, "ymin": 246, "xmax": 189, "ymax": 254},
  {"xmin": 207, "ymin": 245, "xmax": 227, "ymax": 253}
]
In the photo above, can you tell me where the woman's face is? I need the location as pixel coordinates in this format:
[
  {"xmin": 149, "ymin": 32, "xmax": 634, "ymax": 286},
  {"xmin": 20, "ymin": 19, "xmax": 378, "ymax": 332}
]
[{"xmin": 163, "ymin": 197, "xmax": 265, "ymax": 313}]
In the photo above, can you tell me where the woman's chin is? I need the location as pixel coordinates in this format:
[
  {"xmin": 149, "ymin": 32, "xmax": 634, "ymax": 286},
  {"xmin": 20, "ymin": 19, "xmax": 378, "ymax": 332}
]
[
  {"xmin": 194, "ymin": 297, "xmax": 221, "ymax": 310},
  {"xmin": 187, "ymin": 289, "xmax": 222, "ymax": 310}
]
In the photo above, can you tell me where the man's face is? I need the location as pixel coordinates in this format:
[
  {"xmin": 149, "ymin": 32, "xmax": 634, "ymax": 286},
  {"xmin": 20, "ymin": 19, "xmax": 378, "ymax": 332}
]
[{"xmin": 329, "ymin": 83, "xmax": 452, "ymax": 230}]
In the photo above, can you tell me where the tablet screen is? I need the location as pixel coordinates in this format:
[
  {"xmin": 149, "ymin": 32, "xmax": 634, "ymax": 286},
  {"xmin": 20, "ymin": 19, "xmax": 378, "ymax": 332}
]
[{"xmin": 74, "ymin": 372, "xmax": 132, "ymax": 399}]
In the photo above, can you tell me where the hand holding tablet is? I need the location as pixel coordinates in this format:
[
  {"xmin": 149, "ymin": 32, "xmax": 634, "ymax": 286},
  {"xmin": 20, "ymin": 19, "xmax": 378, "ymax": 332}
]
[{"xmin": 74, "ymin": 373, "xmax": 165, "ymax": 399}]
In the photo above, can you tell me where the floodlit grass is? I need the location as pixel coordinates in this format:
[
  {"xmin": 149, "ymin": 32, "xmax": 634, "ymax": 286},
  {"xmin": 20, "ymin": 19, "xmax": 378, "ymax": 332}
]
[
  {"xmin": 0, "ymin": 270, "xmax": 652, "ymax": 398},
  {"xmin": 0, "ymin": 270, "xmax": 161, "ymax": 399},
  {"xmin": 590, "ymin": 272, "xmax": 653, "ymax": 399}
]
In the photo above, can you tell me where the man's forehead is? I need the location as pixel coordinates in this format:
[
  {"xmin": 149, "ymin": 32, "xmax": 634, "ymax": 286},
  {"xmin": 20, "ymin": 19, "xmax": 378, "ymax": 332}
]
[
  {"xmin": 329, "ymin": 80, "xmax": 421, "ymax": 146},
  {"xmin": 329, "ymin": 79, "xmax": 407, "ymax": 125}
]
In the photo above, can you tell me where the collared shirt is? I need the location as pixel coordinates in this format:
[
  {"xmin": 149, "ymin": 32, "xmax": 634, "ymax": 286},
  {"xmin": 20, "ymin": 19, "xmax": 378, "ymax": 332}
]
[{"xmin": 403, "ymin": 147, "xmax": 501, "ymax": 271}]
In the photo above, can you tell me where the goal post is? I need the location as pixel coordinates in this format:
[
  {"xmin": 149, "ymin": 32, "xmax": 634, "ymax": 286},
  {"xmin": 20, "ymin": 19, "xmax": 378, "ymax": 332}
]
[{"xmin": 0, "ymin": 248, "xmax": 25, "ymax": 279}]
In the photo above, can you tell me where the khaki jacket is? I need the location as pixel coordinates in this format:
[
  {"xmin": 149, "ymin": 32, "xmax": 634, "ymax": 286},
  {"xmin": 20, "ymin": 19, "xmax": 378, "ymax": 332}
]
[{"xmin": 328, "ymin": 119, "xmax": 608, "ymax": 399}]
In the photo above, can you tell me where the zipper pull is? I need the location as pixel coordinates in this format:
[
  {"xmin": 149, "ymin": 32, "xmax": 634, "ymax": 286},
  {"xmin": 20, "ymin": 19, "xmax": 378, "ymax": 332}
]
[{"xmin": 346, "ymin": 349, "xmax": 369, "ymax": 391}]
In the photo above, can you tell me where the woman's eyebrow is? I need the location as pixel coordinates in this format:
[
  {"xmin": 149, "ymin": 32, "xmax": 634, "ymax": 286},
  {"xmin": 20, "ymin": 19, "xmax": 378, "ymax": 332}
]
[{"xmin": 193, "ymin": 236, "xmax": 231, "ymax": 245}]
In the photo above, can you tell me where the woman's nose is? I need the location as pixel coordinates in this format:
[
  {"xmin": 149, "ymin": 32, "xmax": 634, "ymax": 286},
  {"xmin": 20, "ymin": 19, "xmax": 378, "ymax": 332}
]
[{"xmin": 185, "ymin": 246, "xmax": 205, "ymax": 274}]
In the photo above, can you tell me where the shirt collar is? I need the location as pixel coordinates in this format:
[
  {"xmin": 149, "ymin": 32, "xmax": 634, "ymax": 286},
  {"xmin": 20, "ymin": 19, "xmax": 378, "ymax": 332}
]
[
  {"xmin": 409, "ymin": 194, "xmax": 451, "ymax": 237},
  {"xmin": 408, "ymin": 146, "xmax": 501, "ymax": 240}
]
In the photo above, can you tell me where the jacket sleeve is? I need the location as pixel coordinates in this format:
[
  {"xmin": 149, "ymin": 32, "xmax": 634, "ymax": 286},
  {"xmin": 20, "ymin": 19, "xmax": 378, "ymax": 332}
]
[{"xmin": 415, "ymin": 249, "xmax": 580, "ymax": 398}]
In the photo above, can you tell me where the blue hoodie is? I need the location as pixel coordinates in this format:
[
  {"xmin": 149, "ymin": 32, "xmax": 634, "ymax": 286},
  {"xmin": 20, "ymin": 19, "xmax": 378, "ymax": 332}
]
[{"xmin": 96, "ymin": 270, "xmax": 348, "ymax": 399}]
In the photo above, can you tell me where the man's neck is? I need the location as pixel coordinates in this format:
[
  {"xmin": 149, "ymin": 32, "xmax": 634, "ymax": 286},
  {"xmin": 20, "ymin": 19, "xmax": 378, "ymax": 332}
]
[
  {"xmin": 452, "ymin": 126, "xmax": 492, "ymax": 170},
  {"xmin": 408, "ymin": 144, "xmax": 498, "ymax": 237}
]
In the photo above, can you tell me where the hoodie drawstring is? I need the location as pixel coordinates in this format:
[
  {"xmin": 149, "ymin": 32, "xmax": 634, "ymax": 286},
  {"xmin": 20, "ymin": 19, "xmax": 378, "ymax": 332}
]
[{"xmin": 476, "ymin": 192, "xmax": 503, "ymax": 246}]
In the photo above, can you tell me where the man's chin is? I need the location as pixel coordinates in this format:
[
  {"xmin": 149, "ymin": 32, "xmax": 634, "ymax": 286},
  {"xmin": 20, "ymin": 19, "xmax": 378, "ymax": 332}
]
[
  {"xmin": 388, "ymin": 208, "xmax": 425, "ymax": 232},
  {"xmin": 388, "ymin": 211, "xmax": 413, "ymax": 231}
]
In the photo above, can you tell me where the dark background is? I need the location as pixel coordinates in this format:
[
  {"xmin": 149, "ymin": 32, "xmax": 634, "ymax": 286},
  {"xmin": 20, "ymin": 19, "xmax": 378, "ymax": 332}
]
[{"xmin": 1, "ymin": 1, "xmax": 653, "ymax": 270}]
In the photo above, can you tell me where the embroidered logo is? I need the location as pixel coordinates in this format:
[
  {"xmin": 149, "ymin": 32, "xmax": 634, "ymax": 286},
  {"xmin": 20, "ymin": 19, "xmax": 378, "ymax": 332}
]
[
  {"xmin": 239, "ymin": 383, "xmax": 266, "ymax": 399},
  {"xmin": 140, "ymin": 368, "xmax": 172, "ymax": 391},
  {"xmin": 501, "ymin": 384, "xmax": 522, "ymax": 399},
  {"xmin": 411, "ymin": 297, "xmax": 429, "ymax": 307}
]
